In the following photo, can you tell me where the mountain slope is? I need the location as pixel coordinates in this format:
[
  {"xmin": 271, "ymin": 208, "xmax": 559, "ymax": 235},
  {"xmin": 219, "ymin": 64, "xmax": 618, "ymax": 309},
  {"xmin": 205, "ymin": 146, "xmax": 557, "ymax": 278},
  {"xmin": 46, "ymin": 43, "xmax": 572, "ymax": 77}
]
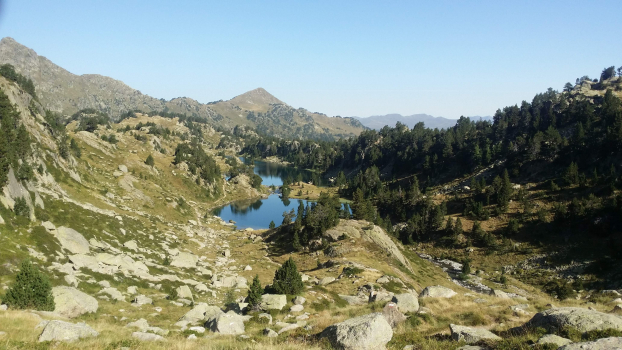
[
  {"xmin": 355, "ymin": 113, "xmax": 493, "ymax": 130},
  {"xmin": 0, "ymin": 37, "xmax": 365, "ymax": 140}
]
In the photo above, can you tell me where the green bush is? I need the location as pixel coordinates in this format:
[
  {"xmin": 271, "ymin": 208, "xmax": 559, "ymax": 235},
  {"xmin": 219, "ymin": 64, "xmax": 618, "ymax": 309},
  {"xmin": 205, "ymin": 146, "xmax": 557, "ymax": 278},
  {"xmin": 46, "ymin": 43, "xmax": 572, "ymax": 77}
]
[
  {"xmin": 272, "ymin": 257, "xmax": 303, "ymax": 295},
  {"xmin": 342, "ymin": 266, "xmax": 364, "ymax": 276},
  {"xmin": 3, "ymin": 260, "xmax": 55, "ymax": 311},
  {"xmin": 145, "ymin": 154, "xmax": 155, "ymax": 166},
  {"xmin": 14, "ymin": 197, "xmax": 30, "ymax": 218}
]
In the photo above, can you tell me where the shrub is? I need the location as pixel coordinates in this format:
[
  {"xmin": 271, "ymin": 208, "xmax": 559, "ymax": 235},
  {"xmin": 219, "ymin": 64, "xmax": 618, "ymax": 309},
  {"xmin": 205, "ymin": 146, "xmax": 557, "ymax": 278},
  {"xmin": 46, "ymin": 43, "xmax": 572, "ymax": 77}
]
[
  {"xmin": 14, "ymin": 197, "xmax": 30, "ymax": 218},
  {"xmin": 3, "ymin": 260, "xmax": 55, "ymax": 311},
  {"xmin": 272, "ymin": 257, "xmax": 303, "ymax": 295},
  {"xmin": 247, "ymin": 275, "xmax": 264, "ymax": 310},
  {"xmin": 342, "ymin": 266, "xmax": 364, "ymax": 276}
]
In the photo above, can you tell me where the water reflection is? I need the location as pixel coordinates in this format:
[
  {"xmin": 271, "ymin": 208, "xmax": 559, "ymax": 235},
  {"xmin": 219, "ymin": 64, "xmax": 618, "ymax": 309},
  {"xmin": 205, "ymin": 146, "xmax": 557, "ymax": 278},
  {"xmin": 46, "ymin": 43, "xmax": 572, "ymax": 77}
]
[{"xmin": 240, "ymin": 157, "xmax": 319, "ymax": 187}]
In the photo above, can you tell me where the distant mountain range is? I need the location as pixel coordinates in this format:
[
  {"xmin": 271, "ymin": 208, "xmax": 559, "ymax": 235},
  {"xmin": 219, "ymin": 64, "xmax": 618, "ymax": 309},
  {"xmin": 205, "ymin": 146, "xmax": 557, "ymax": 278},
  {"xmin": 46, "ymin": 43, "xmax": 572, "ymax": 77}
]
[
  {"xmin": 354, "ymin": 113, "xmax": 493, "ymax": 130},
  {"xmin": 0, "ymin": 37, "xmax": 365, "ymax": 141}
]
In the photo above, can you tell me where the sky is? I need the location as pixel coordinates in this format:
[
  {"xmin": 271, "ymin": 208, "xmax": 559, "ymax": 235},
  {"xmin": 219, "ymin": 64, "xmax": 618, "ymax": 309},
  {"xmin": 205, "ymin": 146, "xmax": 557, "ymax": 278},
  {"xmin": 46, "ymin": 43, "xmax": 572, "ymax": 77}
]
[{"xmin": 0, "ymin": 1, "xmax": 621, "ymax": 119}]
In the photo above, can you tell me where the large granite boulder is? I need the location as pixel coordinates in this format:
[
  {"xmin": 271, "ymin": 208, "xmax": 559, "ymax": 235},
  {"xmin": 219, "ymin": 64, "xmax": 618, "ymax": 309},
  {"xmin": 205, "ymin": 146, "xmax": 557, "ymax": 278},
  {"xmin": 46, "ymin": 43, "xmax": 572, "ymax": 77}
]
[
  {"xmin": 55, "ymin": 227, "xmax": 90, "ymax": 255},
  {"xmin": 178, "ymin": 303, "xmax": 223, "ymax": 325},
  {"xmin": 52, "ymin": 286, "xmax": 98, "ymax": 318},
  {"xmin": 205, "ymin": 310, "xmax": 251, "ymax": 335},
  {"xmin": 392, "ymin": 293, "xmax": 419, "ymax": 313},
  {"xmin": 559, "ymin": 337, "xmax": 622, "ymax": 349},
  {"xmin": 519, "ymin": 307, "xmax": 622, "ymax": 333},
  {"xmin": 175, "ymin": 285, "xmax": 193, "ymax": 301},
  {"xmin": 320, "ymin": 313, "xmax": 393, "ymax": 350},
  {"xmin": 419, "ymin": 285, "xmax": 457, "ymax": 298},
  {"xmin": 449, "ymin": 324, "xmax": 501, "ymax": 343},
  {"xmin": 260, "ymin": 294, "xmax": 287, "ymax": 310},
  {"xmin": 537, "ymin": 334, "xmax": 572, "ymax": 347},
  {"xmin": 38, "ymin": 320, "xmax": 98, "ymax": 342},
  {"xmin": 382, "ymin": 302, "xmax": 406, "ymax": 328},
  {"xmin": 170, "ymin": 252, "xmax": 198, "ymax": 268}
]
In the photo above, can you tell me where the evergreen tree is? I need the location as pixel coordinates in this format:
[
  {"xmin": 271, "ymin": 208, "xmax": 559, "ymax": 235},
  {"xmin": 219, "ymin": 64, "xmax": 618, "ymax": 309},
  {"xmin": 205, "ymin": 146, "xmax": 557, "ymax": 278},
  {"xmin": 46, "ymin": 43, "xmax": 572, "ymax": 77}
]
[
  {"xmin": 445, "ymin": 217, "xmax": 454, "ymax": 233},
  {"xmin": 453, "ymin": 217, "xmax": 463, "ymax": 236},
  {"xmin": 246, "ymin": 275, "xmax": 264, "ymax": 310},
  {"xmin": 3, "ymin": 260, "xmax": 55, "ymax": 311},
  {"xmin": 145, "ymin": 154, "xmax": 155, "ymax": 166},
  {"xmin": 272, "ymin": 257, "xmax": 303, "ymax": 295},
  {"xmin": 292, "ymin": 231, "xmax": 302, "ymax": 251},
  {"xmin": 269, "ymin": 220, "xmax": 275, "ymax": 229},
  {"xmin": 564, "ymin": 162, "xmax": 579, "ymax": 185}
]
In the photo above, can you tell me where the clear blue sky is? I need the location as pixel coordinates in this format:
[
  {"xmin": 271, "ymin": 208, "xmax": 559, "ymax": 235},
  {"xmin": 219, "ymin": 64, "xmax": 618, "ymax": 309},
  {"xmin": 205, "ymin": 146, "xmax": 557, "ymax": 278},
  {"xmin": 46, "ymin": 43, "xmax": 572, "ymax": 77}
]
[{"xmin": 1, "ymin": 0, "xmax": 621, "ymax": 119}]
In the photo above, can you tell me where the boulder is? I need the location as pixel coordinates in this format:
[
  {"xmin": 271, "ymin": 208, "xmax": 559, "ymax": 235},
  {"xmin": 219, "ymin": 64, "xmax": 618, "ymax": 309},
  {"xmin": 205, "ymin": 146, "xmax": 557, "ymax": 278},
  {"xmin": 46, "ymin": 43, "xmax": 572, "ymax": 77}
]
[
  {"xmin": 456, "ymin": 347, "xmax": 487, "ymax": 350},
  {"xmin": 127, "ymin": 286, "xmax": 138, "ymax": 295},
  {"xmin": 55, "ymin": 227, "xmax": 90, "ymax": 255},
  {"xmin": 293, "ymin": 296, "xmax": 306, "ymax": 305},
  {"xmin": 123, "ymin": 240, "xmax": 138, "ymax": 251},
  {"xmin": 419, "ymin": 285, "xmax": 457, "ymax": 298},
  {"xmin": 519, "ymin": 307, "xmax": 622, "ymax": 333},
  {"xmin": 537, "ymin": 334, "xmax": 572, "ymax": 347},
  {"xmin": 170, "ymin": 252, "xmax": 198, "ymax": 268},
  {"xmin": 178, "ymin": 303, "xmax": 222, "ymax": 325},
  {"xmin": 118, "ymin": 165, "xmax": 128, "ymax": 173},
  {"xmin": 258, "ymin": 313, "xmax": 272, "ymax": 324},
  {"xmin": 132, "ymin": 295, "xmax": 152, "ymax": 306},
  {"xmin": 392, "ymin": 293, "xmax": 419, "ymax": 313},
  {"xmin": 320, "ymin": 313, "xmax": 393, "ymax": 350},
  {"xmin": 260, "ymin": 294, "xmax": 287, "ymax": 310},
  {"xmin": 99, "ymin": 287, "xmax": 125, "ymax": 301},
  {"xmin": 264, "ymin": 328, "xmax": 278, "ymax": 337},
  {"xmin": 175, "ymin": 285, "xmax": 193, "ymax": 301},
  {"xmin": 318, "ymin": 277, "xmax": 336, "ymax": 286},
  {"xmin": 290, "ymin": 304, "xmax": 304, "ymax": 312},
  {"xmin": 132, "ymin": 331, "xmax": 165, "ymax": 341},
  {"xmin": 339, "ymin": 294, "xmax": 368, "ymax": 305},
  {"xmin": 382, "ymin": 302, "xmax": 406, "ymax": 328},
  {"xmin": 52, "ymin": 286, "xmax": 98, "ymax": 318},
  {"xmin": 559, "ymin": 337, "xmax": 622, "ymax": 349},
  {"xmin": 206, "ymin": 310, "xmax": 251, "ymax": 335},
  {"xmin": 38, "ymin": 320, "xmax": 98, "ymax": 342},
  {"xmin": 449, "ymin": 324, "xmax": 501, "ymax": 343}
]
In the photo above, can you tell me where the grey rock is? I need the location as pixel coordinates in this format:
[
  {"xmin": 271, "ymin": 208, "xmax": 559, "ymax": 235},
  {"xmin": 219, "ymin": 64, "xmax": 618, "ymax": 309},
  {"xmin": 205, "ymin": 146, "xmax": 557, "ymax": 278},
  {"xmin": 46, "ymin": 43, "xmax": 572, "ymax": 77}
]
[
  {"xmin": 175, "ymin": 285, "xmax": 193, "ymax": 301},
  {"xmin": 339, "ymin": 294, "xmax": 368, "ymax": 305},
  {"xmin": 537, "ymin": 334, "xmax": 572, "ymax": 347},
  {"xmin": 131, "ymin": 331, "xmax": 165, "ymax": 341},
  {"xmin": 420, "ymin": 285, "xmax": 457, "ymax": 298},
  {"xmin": 258, "ymin": 313, "xmax": 272, "ymax": 324},
  {"xmin": 38, "ymin": 320, "xmax": 98, "ymax": 342},
  {"xmin": 260, "ymin": 294, "xmax": 287, "ymax": 310},
  {"xmin": 99, "ymin": 287, "xmax": 125, "ymax": 301},
  {"xmin": 293, "ymin": 296, "xmax": 306, "ymax": 305},
  {"xmin": 449, "ymin": 324, "xmax": 501, "ymax": 343},
  {"xmin": 456, "ymin": 346, "xmax": 487, "ymax": 350},
  {"xmin": 132, "ymin": 295, "xmax": 152, "ymax": 306},
  {"xmin": 52, "ymin": 286, "xmax": 98, "ymax": 318},
  {"xmin": 264, "ymin": 328, "xmax": 278, "ymax": 337},
  {"xmin": 519, "ymin": 307, "xmax": 622, "ymax": 333},
  {"xmin": 179, "ymin": 304, "xmax": 222, "ymax": 325},
  {"xmin": 320, "ymin": 313, "xmax": 393, "ymax": 350},
  {"xmin": 170, "ymin": 252, "xmax": 198, "ymax": 268},
  {"xmin": 392, "ymin": 293, "xmax": 419, "ymax": 313},
  {"xmin": 559, "ymin": 337, "xmax": 622, "ymax": 349},
  {"xmin": 55, "ymin": 227, "xmax": 90, "ymax": 255},
  {"xmin": 206, "ymin": 310, "xmax": 251, "ymax": 335},
  {"xmin": 382, "ymin": 302, "xmax": 406, "ymax": 328}
]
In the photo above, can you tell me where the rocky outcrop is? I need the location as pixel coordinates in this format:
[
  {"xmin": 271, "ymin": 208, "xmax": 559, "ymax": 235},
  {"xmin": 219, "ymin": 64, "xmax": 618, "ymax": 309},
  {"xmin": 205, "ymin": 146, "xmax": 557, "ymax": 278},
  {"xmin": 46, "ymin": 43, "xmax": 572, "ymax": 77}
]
[
  {"xmin": 54, "ymin": 227, "xmax": 90, "ymax": 255},
  {"xmin": 420, "ymin": 285, "xmax": 457, "ymax": 298},
  {"xmin": 52, "ymin": 286, "xmax": 98, "ymax": 318},
  {"xmin": 537, "ymin": 334, "xmax": 572, "ymax": 347},
  {"xmin": 449, "ymin": 324, "xmax": 501, "ymax": 343},
  {"xmin": 392, "ymin": 293, "xmax": 419, "ymax": 313},
  {"xmin": 559, "ymin": 337, "xmax": 622, "ymax": 349},
  {"xmin": 38, "ymin": 320, "xmax": 98, "ymax": 342},
  {"xmin": 170, "ymin": 252, "xmax": 198, "ymax": 268},
  {"xmin": 320, "ymin": 313, "xmax": 393, "ymax": 350},
  {"xmin": 178, "ymin": 303, "xmax": 223, "ymax": 326},
  {"xmin": 519, "ymin": 307, "xmax": 622, "ymax": 333},
  {"xmin": 260, "ymin": 294, "xmax": 287, "ymax": 310}
]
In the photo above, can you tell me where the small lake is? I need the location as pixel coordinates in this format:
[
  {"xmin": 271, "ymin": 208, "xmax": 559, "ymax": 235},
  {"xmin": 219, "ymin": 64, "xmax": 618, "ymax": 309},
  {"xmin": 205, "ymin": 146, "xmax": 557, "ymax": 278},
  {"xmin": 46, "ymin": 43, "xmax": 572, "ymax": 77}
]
[{"xmin": 214, "ymin": 158, "xmax": 343, "ymax": 229}]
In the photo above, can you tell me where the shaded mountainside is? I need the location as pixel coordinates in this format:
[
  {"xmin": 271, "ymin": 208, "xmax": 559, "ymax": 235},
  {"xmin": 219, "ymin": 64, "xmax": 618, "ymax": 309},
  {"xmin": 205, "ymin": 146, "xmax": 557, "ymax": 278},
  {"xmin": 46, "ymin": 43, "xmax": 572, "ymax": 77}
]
[
  {"xmin": 0, "ymin": 37, "xmax": 365, "ymax": 140},
  {"xmin": 355, "ymin": 113, "xmax": 493, "ymax": 130}
]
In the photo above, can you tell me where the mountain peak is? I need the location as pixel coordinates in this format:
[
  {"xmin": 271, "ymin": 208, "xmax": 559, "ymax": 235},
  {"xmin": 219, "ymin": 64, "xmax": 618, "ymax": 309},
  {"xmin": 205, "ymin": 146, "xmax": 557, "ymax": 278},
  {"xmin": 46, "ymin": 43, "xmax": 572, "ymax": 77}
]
[{"xmin": 229, "ymin": 87, "xmax": 283, "ymax": 106}]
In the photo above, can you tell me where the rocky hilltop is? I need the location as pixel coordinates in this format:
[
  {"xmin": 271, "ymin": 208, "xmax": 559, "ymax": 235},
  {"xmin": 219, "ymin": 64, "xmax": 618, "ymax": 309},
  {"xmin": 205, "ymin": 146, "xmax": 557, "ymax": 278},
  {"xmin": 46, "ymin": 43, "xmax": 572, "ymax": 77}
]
[{"xmin": 0, "ymin": 37, "xmax": 365, "ymax": 140}]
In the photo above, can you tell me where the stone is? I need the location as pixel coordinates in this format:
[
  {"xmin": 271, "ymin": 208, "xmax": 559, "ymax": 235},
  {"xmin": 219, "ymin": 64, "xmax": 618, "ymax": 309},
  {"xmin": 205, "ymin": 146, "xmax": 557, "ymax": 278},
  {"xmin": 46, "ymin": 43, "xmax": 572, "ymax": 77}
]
[
  {"xmin": 449, "ymin": 324, "xmax": 501, "ymax": 343},
  {"xmin": 123, "ymin": 240, "xmax": 138, "ymax": 251},
  {"xmin": 277, "ymin": 321, "xmax": 306, "ymax": 334},
  {"xmin": 0, "ymin": 304, "xmax": 7, "ymax": 311},
  {"xmin": 320, "ymin": 313, "xmax": 393, "ymax": 350},
  {"xmin": 382, "ymin": 302, "xmax": 406, "ymax": 328},
  {"xmin": 223, "ymin": 250, "xmax": 230, "ymax": 257},
  {"xmin": 99, "ymin": 287, "xmax": 125, "ymax": 301},
  {"xmin": 177, "ymin": 303, "xmax": 222, "ymax": 326},
  {"xmin": 55, "ymin": 227, "xmax": 90, "ymax": 255},
  {"xmin": 260, "ymin": 294, "xmax": 287, "ymax": 310},
  {"xmin": 456, "ymin": 346, "xmax": 487, "ymax": 350},
  {"xmin": 376, "ymin": 275, "xmax": 391, "ymax": 284},
  {"xmin": 52, "ymin": 286, "xmax": 98, "ymax": 318},
  {"xmin": 339, "ymin": 294, "xmax": 368, "ymax": 305},
  {"xmin": 170, "ymin": 252, "xmax": 198, "ymax": 268},
  {"xmin": 189, "ymin": 326, "xmax": 205, "ymax": 333},
  {"xmin": 537, "ymin": 334, "xmax": 573, "ymax": 347},
  {"xmin": 132, "ymin": 295, "xmax": 152, "ymax": 306},
  {"xmin": 127, "ymin": 286, "xmax": 138, "ymax": 295},
  {"xmin": 175, "ymin": 285, "xmax": 193, "ymax": 301},
  {"xmin": 118, "ymin": 165, "xmax": 128, "ymax": 173},
  {"xmin": 293, "ymin": 296, "xmax": 306, "ymax": 305},
  {"xmin": 519, "ymin": 307, "xmax": 622, "ymax": 333},
  {"xmin": 187, "ymin": 334, "xmax": 197, "ymax": 340},
  {"xmin": 38, "ymin": 320, "xmax": 98, "ymax": 342},
  {"xmin": 290, "ymin": 304, "xmax": 304, "ymax": 312},
  {"xmin": 195, "ymin": 283, "xmax": 209, "ymax": 292},
  {"xmin": 264, "ymin": 328, "xmax": 278, "ymax": 337},
  {"xmin": 97, "ymin": 280, "xmax": 111, "ymax": 288},
  {"xmin": 126, "ymin": 318, "xmax": 149, "ymax": 330},
  {"xmin": 318, "ymin": 277, "xmax": 336, "ymax": 286},
  {"xmin": 244, "ymin": 265, "xmax": 252, "ymax": 271},
  {"xmin": 206, "ymin": 310, "xmax": 251, "ymax": 335},
  {"xmin": 392, "ymin": 293, "xmax": 419, "ymax": 313},
  {"xmin": 132, "ymin": 331, "xmax": 165, "ymax": 341},
  {"xmin": 559, "ymin": 337, "xmax": 622, "ymax": 349},
  {"xmin": 490, "ymin": 289, "xmax": 510, "ymax": 298},
  {"xmin": 419, "ymin": 285, "xmax": 457, "ymax": 298}
]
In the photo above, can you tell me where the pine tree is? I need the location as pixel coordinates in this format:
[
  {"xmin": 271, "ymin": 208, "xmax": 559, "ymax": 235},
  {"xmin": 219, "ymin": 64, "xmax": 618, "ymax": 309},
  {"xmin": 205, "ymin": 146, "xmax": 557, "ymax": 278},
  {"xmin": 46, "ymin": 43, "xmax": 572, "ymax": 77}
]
[
  {"xmin": 292, "ymin": 231, "xmax": 302, "ymax": 251},
  {"xmin": 246, "ymin": 275, "xmax": 264, "ymax": 310},
  {"xmin": 453, "ymin": 217, "xmax": 463, "ymax": 236},
  {"xmin": 3, "ymin": 260, "xmax": 55, "ymax": 311},
  {"xmin": 445, "ymin": 217, "xmax": 454, "ymax": 233},
  {"xmin": 145, "ymin": 154, "xmax": 155, "ymax": 166},
  {"xmin": 269, "ymin": 220, "xmax": 275, "ymax": 229},
  {"xmin": 272, "ymin": 257, "xmax": 303, "ymax": 295},
  {"xmin": 564, "ymin": 162, "xmax": 579, "ymax": 185}
]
